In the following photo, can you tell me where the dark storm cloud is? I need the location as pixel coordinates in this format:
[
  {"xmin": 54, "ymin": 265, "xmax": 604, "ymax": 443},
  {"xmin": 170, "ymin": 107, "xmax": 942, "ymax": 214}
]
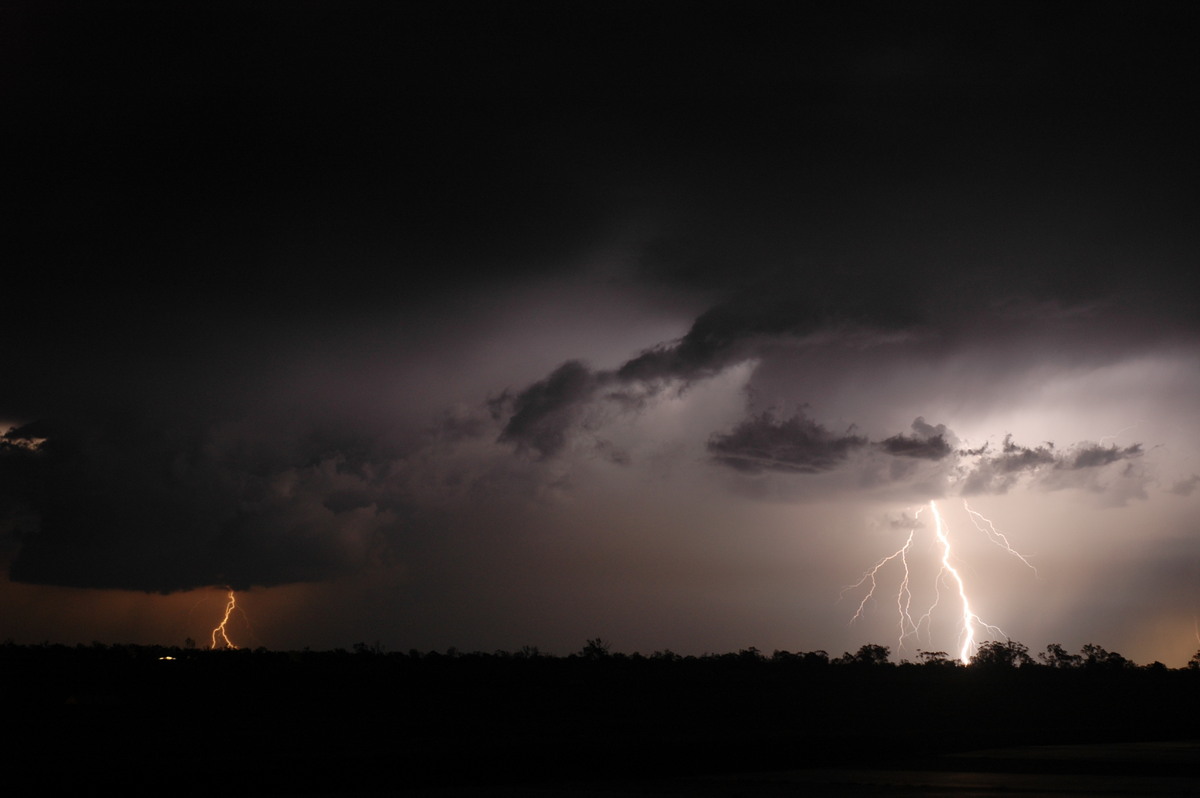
[
  {"xmin": 878, "ymin": 417, "xmax": 954, "ymax": 460},
  {"xmin": 0, "ymin": 417, "xmax": 403, "ymax": 592},
  {"xmin": 995, "ymin": 436, "xmax": 1058, "ymax": 474},
  {"xmin": 620, "ymin": 290, "xmax": 838, "ymax": 383},
  {"xmin": 497, "ymin": 276, "xmax": 925, "ymax": 457},
  {"xmin": 706, "ymin": 413, "xmax": 958, "ymax": 476},
  {"xmin": 707, "ymin": 412, "xmax": 868, "ymax": 475},
  {"xmin": 699, "ymin": 408, "xmax": 1152, "ymax": 505},
  {"xmin": 1070, "ymin": 443, "xmax": 1144, "ymax": 469},
  {"xmin": 495, "ymin": 361, "xmax": 610, "ymax": 460}
]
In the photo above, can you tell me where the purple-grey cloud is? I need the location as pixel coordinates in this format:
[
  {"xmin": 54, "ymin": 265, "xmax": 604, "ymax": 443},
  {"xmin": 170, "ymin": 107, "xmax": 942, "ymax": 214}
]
[
  {"xmin": 960, "ymin": 435, "xmax": 1146, "ymax": 498},
  {"xmin": 1070, "ymin": 443, "xmax": 1143, "ymax": 469},
  {"xmin": 699, "ymin": 409, "xmax": 1150, "ymax": 505},
  {"xmin": 878, "ymin": 417, "xmax": 955, "ymax": 460},
  {"xmin": 1168, "ymin": 474, "xmax": 1200, "ymax": 497},
  {"xmin": 496, "ymin": 279, "xmax": 924, "ymax": 458},
  {"xmin": 494, "ymin": 361, "xmax": 610, "ymax": 460},
  {"xmin": 707, "ymin": 411, "xmax": 868, "ymax": 474}
]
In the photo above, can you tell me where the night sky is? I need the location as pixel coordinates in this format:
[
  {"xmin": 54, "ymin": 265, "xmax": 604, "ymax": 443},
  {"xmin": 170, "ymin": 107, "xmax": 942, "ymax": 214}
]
[{"xmin": 3, "ymin": 1, "xmax": 1199, "ymax": 664}]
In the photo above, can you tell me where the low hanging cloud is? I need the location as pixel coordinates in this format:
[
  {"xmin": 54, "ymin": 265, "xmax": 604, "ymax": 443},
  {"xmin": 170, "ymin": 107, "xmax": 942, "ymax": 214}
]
[
  {"xmin": 1070, "ymin": 442, "xmax": 1144, "ymax": 469},
  {"xmin": 878, "ymin": 417, "xmax": 955, "ymax": 461},
  {"xmin": 706, "ymin": 413, "xmax": 958, "ymax": 477},
  {"xmin": 700, "ymin": 408, "xmax": 1150, "ymax": 505},
  {"xmin": 493, "ymin": 360, "xmax": 609, "ymax": 459},
  {"xmin": 958, "ymin": 435, "xmax": 1057, "ymax": 495},
  {"xmin": 0, "ymin": 418, "xmax": 405, "ymax": 593},
  {"xmin": 707, "ymin": 411, "xmax": 868, "ymax": 474},
  {"xmin": 959, "ymin": 435, "xmax": 1145, "ymax": 497}
]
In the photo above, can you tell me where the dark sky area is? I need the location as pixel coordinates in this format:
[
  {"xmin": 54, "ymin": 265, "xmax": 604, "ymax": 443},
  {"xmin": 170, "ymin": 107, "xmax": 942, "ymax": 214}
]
[{"xmin": 3, "ymin": 1, "xmax": 1199, "ymax": 663}]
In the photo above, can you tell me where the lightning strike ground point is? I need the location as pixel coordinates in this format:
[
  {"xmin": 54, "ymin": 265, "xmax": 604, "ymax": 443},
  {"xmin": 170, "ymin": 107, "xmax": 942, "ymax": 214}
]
[
  {"xmin": 929, "ymin": 501, "xmax": 1005, "ymax": 664},
  {"xmin": 211, "ymin": 589, "xmax": 239, "ymax": 650},
  {"xmin": 844, "ymin": 500, "xmax": 1035, "ymax": 664}
]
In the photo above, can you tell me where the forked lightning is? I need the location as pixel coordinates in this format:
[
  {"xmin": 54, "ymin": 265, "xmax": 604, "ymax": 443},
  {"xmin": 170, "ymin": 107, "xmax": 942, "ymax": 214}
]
[
  {"xmin": 210, "ymin": 589, "xmax": 239, "ymax": 650},
  {"xmin": 844, "ymin": 499, "xmax": 1036, "ymax": 664}
]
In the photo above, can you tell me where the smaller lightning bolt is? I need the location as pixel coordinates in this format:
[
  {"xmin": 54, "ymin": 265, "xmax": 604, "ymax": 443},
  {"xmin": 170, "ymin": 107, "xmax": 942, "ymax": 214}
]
[
  {"xmin": 211, "ymin": 589, "xmax": 239, "ymax": 650},
  {"xmin": 843, "ymin": 528, "xmax": 918, "ymax": 647},
  {"xmin": 1098, "ymin": 420, "xmax": 1144, "ymax": 444},
  {"xmin": 963, "ymin": 500, "xmax": 1038, "ymax": 577}
]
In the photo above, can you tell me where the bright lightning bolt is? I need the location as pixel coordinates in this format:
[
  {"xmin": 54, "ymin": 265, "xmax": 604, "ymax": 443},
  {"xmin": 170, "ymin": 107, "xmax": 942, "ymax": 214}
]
[
  {"xmin": 928, "ymin": 500, "xmax": 1004, "ymax": 664},
  {"xmin": 210, "ymin": 589, "xmax": 239, "ymax": 650},
  {"xmin": 845, "ymin": 500, "xmax": 1034, "ymax": 665}
]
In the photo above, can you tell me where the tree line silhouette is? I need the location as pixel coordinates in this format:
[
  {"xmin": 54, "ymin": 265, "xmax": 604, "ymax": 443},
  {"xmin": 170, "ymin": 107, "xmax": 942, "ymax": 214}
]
[
  {"xmin": 3, "ymin": 637, "xmax": 1197, "ymax": 792},
  {"xmin": 7, "ymin": 635, "xmax": 1195, "ymax": 668}
]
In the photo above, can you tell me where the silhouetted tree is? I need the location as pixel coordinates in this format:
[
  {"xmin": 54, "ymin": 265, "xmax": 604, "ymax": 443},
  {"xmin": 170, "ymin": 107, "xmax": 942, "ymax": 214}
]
[
  {"xmin": 1080, "ymin": 643, "xmax": 1133, "ymax": 670},
  {"xmin": 1039, "ymin": 643, "xmax": 1082, "ymax": 668},
  {"xmin": 916, "ymin": 649, "xmax": 954, "ymax": 667},
  {"xmin": 971, "ymin": 640, "xmax": 1033, "ymax": 668},
  {"xmin": 737, "ymin": 646, "xmax": 764, "ymax": 663},
  {"xmin": 835, "ymin": 643, "xmax": 891, "ymax": 666},
  {"xmin": 802, "ymin": 650, "xmax": 829, "ymax": 667},
  {"xmin": 771, "ymin": 649, "xmax": 828, "ymax": 666},
  {"xmin": 1189, "ymin": 650, "xmax": 1200, "ymax": 670},
  {"xmin": 581, "ymin": 638, "xmax": 611, "ymax": 660}
]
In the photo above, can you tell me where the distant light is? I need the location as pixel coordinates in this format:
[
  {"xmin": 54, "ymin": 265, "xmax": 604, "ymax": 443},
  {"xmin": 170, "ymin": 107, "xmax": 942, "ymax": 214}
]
[{"xmin": 158, "ymin": 656, "xmax": 176, "ymax": 661}]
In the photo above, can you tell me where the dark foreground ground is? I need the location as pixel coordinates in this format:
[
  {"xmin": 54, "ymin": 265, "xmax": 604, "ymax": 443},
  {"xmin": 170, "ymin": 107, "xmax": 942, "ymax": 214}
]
[
  {"xmin": 404, "ymin": 740, "xmax": 1200, "ymax": 797},
  {"xmin": 4, "ymin": 645, "xmax": 1197, "ymax": 795}
]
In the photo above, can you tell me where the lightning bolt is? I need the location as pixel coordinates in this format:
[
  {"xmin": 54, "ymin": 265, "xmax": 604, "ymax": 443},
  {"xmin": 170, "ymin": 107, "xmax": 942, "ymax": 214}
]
[
  {"xmin": 210, "ymin": 589, "xmax": 239, "ymax": 650},
  {"xmin": 929, "ymin": 500, "xmax": 1007, "ymax": 664},
  {"xmin": 1098, "ymin": 420, "xmax": 1144, "ymax": 444},
  {"xmin": 845, "ymin": 500, "xmax": 1035, "ymax": 664},
  {"xmin": 963, "ymin": 500, "xmax": 1039, "ymax": 577},
  {"xmin": 843, "ymin": 528, "xmax": 918, "ymax": 646}
]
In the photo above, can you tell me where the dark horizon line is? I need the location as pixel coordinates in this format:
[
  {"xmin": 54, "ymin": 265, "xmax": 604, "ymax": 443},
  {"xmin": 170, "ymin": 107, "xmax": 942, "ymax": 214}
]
[{"xmin": 6, "ymin": 636, "xmax": 1198, "ymax": 670}]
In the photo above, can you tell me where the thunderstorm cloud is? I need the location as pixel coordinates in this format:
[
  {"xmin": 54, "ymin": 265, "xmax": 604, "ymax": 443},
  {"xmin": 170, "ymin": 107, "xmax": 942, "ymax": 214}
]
[
  {"xmin": 2, "ymin": 3, "xmax": 1198, "ymax": 663},
  {"xmin": 0, "ymin": 417, "xmax": 404, "ymax": 592}
]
